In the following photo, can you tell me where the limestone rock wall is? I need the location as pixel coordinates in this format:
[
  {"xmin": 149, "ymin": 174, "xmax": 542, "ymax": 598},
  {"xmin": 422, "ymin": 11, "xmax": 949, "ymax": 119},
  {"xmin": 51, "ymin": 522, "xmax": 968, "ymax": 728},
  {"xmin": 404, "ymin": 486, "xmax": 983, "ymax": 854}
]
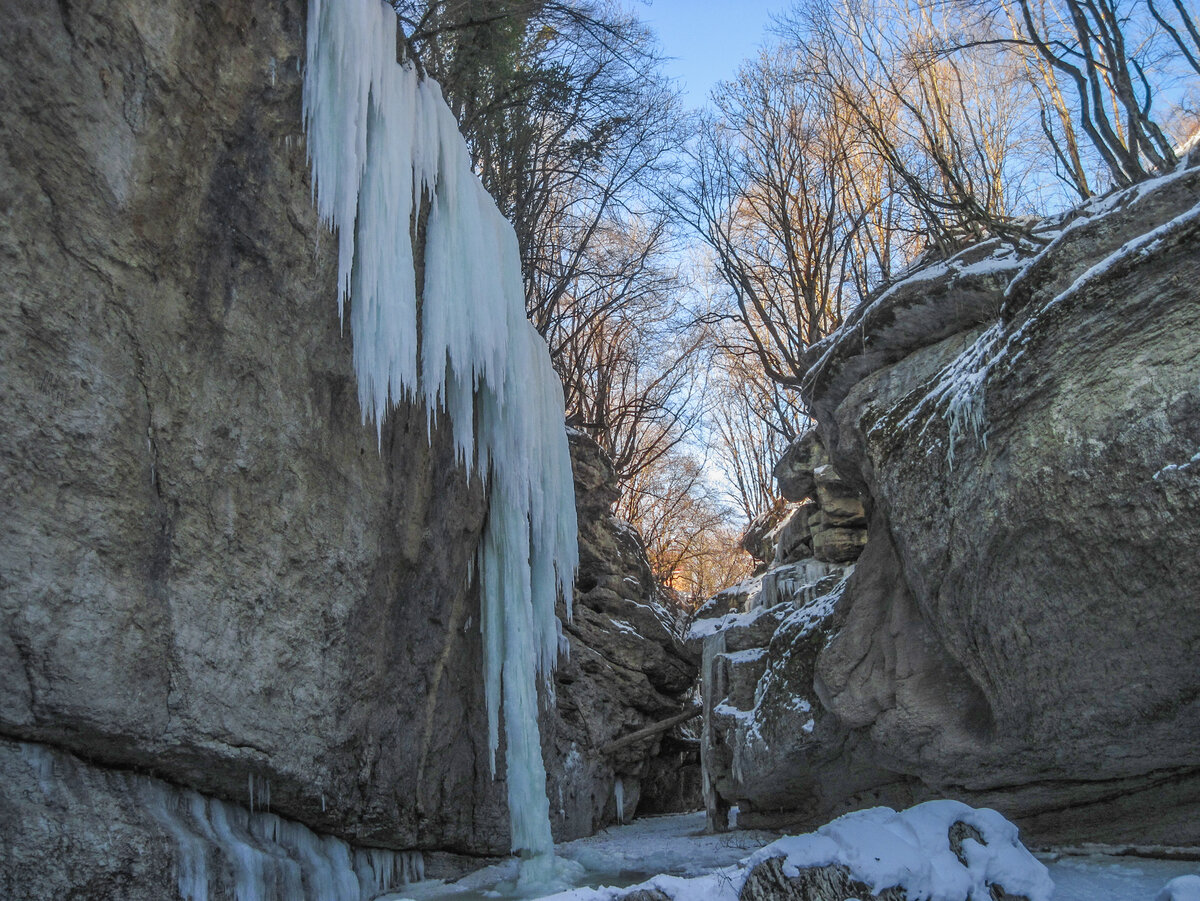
[
  {"xmin": 697, "ymin": 160, "xmax": 1200, "ymax": 845},
  {"xmin": 545, "ymin": 433, "xmax": 700, "ymax": 837},
  {"xmin": 0, "ymin": 0, "xmax": 519, "ymax": 856},
  {"xmin": 0, "ymin": 2, "xmax": 698, "ymax": 895}
]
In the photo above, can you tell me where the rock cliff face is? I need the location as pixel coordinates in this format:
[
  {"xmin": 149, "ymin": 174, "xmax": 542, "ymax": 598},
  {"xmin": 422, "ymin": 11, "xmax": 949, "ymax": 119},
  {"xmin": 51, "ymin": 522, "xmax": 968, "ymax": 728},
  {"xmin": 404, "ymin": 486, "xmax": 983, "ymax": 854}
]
[
  {"xmin": 0, "ymin": 1, "xmax": 693, "ymax": 896},
  {"xmin": 698, "ymin": 159, "xmax": 1200, "ymax": 845},
  {"xmin": 545, "ymin": 433, "xmax": 700, "ymax": 836},
  {"xmin": 0, "ymin": 0, "xmax": 514, "ymax": 859}
]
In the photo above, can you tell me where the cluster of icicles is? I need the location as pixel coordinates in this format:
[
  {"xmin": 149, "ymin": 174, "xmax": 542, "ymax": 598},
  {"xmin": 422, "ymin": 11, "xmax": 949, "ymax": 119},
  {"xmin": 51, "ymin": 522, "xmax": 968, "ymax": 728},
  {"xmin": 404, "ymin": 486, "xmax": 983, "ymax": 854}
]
[{"xmin": 303, "ymin": 0, "xmax": 578, "ymax": 875}]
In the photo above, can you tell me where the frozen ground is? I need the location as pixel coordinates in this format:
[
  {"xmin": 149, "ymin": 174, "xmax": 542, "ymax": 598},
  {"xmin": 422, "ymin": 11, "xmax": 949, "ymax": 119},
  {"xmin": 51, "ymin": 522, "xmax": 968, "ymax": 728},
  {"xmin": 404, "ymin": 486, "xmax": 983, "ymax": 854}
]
[{"xmin": 384, "ymin": 811, "xmax": 1200, "ymax": 901}]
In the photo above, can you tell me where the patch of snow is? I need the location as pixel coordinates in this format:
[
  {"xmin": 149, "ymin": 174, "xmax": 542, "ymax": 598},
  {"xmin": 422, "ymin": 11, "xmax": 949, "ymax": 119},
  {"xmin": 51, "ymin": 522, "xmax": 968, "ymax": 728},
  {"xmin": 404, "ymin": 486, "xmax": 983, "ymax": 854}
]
[
  {"xmin": 744, "ymin": 801, "xmax": 1053, "ymax": 901},
  {"xmin": 1033, "ymin": 199, "xmax": 1200, "ymax": 323},
  {"xmin": 721, "ymin": 647, "xmax": 767, "ymax": 664},
  {"xmin": 1158, "ymin": 874, "xmax": 1200, "ymax": 901},
  {"xmin": 713, "ymin": 702, "xmax": 754, "ymax": 722},
  {"xmin": 607, "ymin": 619, "xmax": 641, "ymax": 638},
  {"xmin": 1154, "ymin": 449, "xmax": 1200, "ymax": 481},
  {"xmin": 775, "ymin": 571, "xmax": 851, "ymax": 641},
  {"xmin": 686, "ymin": 599, "xmax": 784, "ymax": 642}
]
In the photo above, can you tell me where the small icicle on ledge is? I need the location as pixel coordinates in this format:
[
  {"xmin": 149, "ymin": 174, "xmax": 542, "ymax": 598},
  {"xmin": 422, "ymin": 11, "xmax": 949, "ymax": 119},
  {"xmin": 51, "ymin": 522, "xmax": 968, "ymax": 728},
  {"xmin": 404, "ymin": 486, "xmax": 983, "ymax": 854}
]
[{"xmin": 304, "ymin": 0, "xmax": 579, "ymax": 886}]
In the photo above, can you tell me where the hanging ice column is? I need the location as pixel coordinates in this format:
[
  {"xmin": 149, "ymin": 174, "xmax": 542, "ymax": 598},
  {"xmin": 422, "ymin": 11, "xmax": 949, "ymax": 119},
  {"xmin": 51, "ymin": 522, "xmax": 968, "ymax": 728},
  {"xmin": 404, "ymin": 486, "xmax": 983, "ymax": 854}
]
[{"xmin": 302, "ymin": 0, "xmax": 578, "ymax": 870}]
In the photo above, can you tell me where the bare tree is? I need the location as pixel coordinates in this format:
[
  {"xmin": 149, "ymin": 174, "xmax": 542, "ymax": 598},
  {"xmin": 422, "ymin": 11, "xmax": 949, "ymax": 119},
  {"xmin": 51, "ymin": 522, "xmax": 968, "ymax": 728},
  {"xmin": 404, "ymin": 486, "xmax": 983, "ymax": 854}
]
[
  {"xmin": 781, "ymin": 0, "xmax": 1043, "ymax": 251},
  {"xmin": 1003, "ymin": 0, "xmax": 1179, "ymax": 184},
  {"xmin": 616, "ymin": 447, "xmax": 751, "ymax": 599},
  {"xmin": 553, "ymin": 218, "xmax": 708, "ymax": 482},
  {"xmin": 678, "ymin": 48, "xmax": 895, "ymax": 386},
  {"xmin": 709, "ymin": 341, "xmax": 807, "ymax": 523}
]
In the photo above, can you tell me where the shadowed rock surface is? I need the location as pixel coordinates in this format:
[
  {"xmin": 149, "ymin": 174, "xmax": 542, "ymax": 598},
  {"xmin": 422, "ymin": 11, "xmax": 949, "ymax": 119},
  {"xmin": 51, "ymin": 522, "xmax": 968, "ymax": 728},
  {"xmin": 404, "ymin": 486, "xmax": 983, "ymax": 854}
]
[
  {"xmin": 696, "ymin": 160, "xmax": 1200, "ymax": 845},
  {"xmin": 0, "ymin": 0, "xmax": 697, "ymax": 894},
  {"xmin": 545, "ymin": 432, "xmax": 700, "ymax": 836},
  {"xmin": 0, "ymin": 0, "xmax": 509, "ymax": 855}
]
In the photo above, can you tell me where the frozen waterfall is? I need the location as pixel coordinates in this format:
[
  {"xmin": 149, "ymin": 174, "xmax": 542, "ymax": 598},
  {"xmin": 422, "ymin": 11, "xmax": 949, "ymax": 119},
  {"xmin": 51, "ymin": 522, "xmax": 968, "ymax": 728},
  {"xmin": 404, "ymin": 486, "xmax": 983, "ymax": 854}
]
[{"xmin": 303, "ymin": 0, "xmax": 578, "ymax": 874}]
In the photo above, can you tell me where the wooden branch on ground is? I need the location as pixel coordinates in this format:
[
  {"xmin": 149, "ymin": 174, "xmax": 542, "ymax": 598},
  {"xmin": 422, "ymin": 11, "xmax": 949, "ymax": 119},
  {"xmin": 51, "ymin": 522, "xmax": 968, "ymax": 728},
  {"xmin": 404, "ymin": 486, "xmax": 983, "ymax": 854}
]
[{"xmin": 599, "ymin": 705, "xmax": 701, "ymax": 756}]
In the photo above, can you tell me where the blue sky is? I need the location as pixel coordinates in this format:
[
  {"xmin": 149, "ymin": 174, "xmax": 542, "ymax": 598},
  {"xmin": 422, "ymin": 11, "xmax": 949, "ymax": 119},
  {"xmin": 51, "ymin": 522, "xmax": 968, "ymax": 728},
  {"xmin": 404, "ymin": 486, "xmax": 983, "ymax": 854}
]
[{"xmin": 637, "ymin": 0, "xmax": 786, "ymax": 107}]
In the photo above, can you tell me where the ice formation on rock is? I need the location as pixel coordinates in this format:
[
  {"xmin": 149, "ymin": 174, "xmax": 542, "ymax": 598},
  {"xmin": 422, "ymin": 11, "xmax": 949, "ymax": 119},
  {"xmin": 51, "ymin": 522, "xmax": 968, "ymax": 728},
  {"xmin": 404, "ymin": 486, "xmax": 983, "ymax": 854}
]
[
  {"xmin": 303, "ymin": 0, "xmax": 577, "ymax": 867},
  {"xmin": 19, "ymin": 743, "xmax": 423, "ymax": 901}
]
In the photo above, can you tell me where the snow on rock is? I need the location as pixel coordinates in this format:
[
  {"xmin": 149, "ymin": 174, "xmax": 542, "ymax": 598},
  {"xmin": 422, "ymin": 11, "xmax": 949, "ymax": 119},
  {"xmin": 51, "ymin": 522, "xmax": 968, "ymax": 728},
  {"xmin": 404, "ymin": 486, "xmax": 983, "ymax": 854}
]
[
  {"xmin": 1159, "ymin": 875, "xmax": 1200, "ymax": 901},
  {"xmin": 304, "ymin": 0, "xmax": 577, "ymax": 868},
  {"xmin": 744, "ymin": 801, "xmax": 1052, "ymax": 901},
  {"xmin": 533, "ymin": 802, "xmax": 1051, "ymax": 901}
]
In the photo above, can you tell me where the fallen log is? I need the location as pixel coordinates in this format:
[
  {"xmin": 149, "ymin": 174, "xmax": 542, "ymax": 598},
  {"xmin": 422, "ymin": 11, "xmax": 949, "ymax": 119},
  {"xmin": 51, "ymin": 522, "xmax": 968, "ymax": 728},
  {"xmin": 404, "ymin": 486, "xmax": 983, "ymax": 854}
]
[{"xmin": 599, "ymin": 705, "xmax": 701, "ymax": 756}]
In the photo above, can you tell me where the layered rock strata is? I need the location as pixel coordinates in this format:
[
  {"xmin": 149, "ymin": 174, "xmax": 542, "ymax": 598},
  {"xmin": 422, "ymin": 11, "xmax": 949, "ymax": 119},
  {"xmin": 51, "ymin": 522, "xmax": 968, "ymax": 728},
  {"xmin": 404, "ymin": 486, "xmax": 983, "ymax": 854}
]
[
  {"xmin": 546, "ymin": 433, "xmax": 700, "ymax": 836},
  {"xmin": 697, "ymin": 157, "xmax": 1200, "ymax": 844}
]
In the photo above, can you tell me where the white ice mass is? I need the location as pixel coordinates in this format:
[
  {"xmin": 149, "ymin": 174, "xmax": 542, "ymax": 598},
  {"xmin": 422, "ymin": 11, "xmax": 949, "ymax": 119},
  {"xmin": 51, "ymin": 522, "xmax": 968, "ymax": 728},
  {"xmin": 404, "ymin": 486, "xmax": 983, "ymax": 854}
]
[{"xmin": 303, "ymin": 0, "xmax": 578, "ymax": 869}]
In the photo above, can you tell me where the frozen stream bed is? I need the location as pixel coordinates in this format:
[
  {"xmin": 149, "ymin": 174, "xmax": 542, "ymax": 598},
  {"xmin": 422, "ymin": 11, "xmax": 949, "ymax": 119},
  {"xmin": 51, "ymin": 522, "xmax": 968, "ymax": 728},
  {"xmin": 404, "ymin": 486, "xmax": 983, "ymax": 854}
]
[{"xmin": 384, "ymin": 811, "xmax": 1200, "ymax": 901}]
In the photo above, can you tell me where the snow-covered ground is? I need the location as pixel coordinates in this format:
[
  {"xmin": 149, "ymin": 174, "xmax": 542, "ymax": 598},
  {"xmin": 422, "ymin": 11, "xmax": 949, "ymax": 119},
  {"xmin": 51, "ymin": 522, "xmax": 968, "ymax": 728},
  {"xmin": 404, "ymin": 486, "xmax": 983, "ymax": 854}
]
[{"xmin": 383, "ymin": 810, "xmax": 1199, "ymax": 901}]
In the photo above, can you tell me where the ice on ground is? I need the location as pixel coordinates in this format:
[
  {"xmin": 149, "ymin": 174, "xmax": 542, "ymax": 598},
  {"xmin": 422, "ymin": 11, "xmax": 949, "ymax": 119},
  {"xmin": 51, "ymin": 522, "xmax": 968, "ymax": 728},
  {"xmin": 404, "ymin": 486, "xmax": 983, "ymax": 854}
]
[
  {"xmin": 384, "ymin": 808, "xmax": 1200, "ymax": 901},
  {"xmin": 384, "ymin": 811, "xmax": 773, "ymax": 900},
  {"xmin": 1045, "ymin": 854, "xmax": 1200, "ymax": 901}
]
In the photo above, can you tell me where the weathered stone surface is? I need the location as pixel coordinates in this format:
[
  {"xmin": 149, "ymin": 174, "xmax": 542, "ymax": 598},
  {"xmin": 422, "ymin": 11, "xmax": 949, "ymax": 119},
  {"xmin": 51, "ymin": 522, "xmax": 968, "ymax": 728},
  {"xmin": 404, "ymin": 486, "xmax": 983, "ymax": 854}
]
[
  {"xmin": 0, "ymin": 2, "xmax": 698, "ymax": 891},
  {"xmin": 734, "ymin": 165, "xmax": 1200, "ymax": 845},
  {"xmin": 743, "ymin": 501, "xmax": 790, "ymax": 564},
  {"xmin": 1003, "ymin": 163, "xmax": 1200, "ymax": 319},
  {"xmin": 811, "ymin": 527, "xmax": 869, "ymax": 563},
  {"xmin": 772, "ymin": 433, "xmax": 869, "ymax": 564},
  {"xmin": 774, "ymin": 431, "xmax": 826, "ymax": 501},
  {"xmin": 739, "ymin": 858, "xmax": 906, "ymax": 901},
  {"xmin": 0, "ymin": 0, "xmax": 513, "ymax": 855},
  {"xmin": 544, "ymin": 433, "xmax": 700, "ymax": 838},
  {"xmin": 798, "ymin": 239, "xmax": 1025, "ymax": 473},
  {"xmin": 830, "ymin": 195, "xmax": 1200, "ymax": 844},
  {"xmin": 814, "ymin": 481, "xmax": 867, "ymax": 527},
  {"xmin": 772, "ymin": 503, "xmax": 815, "ymax": 565}
]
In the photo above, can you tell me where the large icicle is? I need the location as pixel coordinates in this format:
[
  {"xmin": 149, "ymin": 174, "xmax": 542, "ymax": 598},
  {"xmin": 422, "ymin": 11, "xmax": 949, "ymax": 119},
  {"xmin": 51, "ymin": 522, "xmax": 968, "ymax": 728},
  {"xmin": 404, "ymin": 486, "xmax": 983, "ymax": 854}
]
[{"xmin": 303, "ymin": 0, "xmax": 578, "ymax": 875}]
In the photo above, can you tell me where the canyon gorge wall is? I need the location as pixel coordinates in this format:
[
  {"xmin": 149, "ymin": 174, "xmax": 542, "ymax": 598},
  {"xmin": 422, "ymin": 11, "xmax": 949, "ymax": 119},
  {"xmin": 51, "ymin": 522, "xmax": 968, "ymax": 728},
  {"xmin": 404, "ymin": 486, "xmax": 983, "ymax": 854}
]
[
  {"xmin": 696, "ymin": 158, "xmax": 1200, "ymax": 847},
  {"xmin": 0, "ymin": 1, "xmax": 693, "ymax": 896}
]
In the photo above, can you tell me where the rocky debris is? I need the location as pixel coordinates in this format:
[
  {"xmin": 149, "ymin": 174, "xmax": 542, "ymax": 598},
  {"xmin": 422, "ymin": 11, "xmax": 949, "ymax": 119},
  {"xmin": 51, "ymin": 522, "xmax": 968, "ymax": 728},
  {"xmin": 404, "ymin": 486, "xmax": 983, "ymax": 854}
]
[
  {"xmin": 544, "ymin": 432, "xmax": 700, "ymax": 840},
  {"xmin": 713, "ymin": 158, "xmax": 1200, "ymax": 845}
]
